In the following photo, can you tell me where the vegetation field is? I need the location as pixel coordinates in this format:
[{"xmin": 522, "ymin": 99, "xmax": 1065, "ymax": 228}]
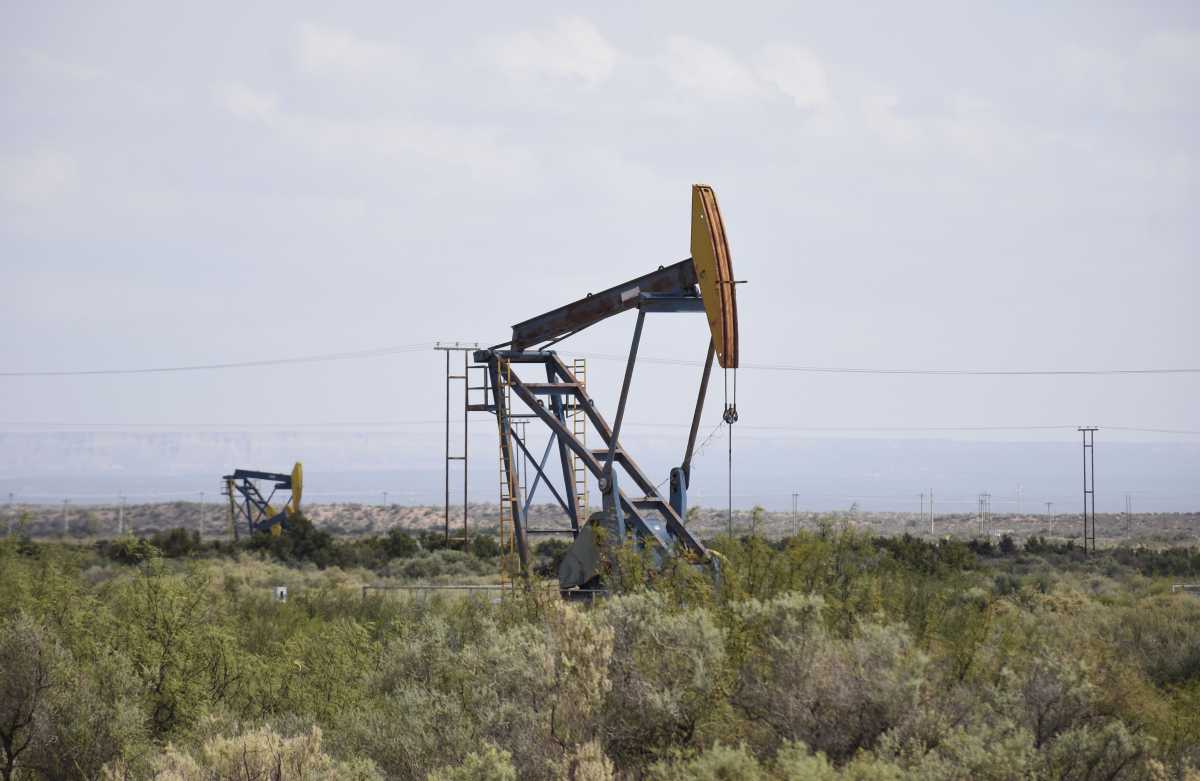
[
  {"xmin": 3, "ymin": 521, "xmax": 1200, "ymax": 779},
  {"xmin": 9, "ymin": 500, "xmax": 1200, "ymax": 548}
]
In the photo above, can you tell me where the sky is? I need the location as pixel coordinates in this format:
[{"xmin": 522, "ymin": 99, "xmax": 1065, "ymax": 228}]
[{"xmin": 1, "ymin": 2, "xmax": 1198, "ymax": 507}]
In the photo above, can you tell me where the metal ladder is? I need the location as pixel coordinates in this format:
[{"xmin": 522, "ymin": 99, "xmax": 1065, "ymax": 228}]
[
  {"xmin": 570, "ymin": 358, "xmax": 589, "ymax": 524},
  {"xmin": 496, "ymin": 359, "xmax": 517, "ymax": 589}
]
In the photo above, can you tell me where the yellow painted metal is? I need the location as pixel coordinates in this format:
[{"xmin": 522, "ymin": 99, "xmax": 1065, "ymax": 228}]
[
  {"xmin": 288, "ymin": 461, "xmax": 304, "ymax": 518},
  {"xmin": 690, "ymin": 184, "xmax": 738, "ymax": 369}
]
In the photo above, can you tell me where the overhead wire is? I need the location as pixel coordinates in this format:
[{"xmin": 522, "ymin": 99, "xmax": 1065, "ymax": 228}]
[
  {"xmin": 0, "ymin": 343, "xmax": 432, "ymax": 377},
  {"xmin": 2, "ymin": 342, "xmax": 1198, "ymax": 377},
  {"xmin": 0, "ymin": 421, "xmax": 1196, "ymax": 436},
  {"xmin": 569, "ymin": 352, "xmax": 1200, "ymax": 376}
]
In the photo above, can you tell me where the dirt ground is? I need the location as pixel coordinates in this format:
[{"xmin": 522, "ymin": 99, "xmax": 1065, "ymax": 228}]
[{"xmin": 7, "ymin": 501, "xmax": 1198, "ymax": 548}]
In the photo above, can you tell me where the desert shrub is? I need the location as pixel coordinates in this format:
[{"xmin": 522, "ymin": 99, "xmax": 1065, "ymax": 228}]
[
  {"xmin": 532, "ymin": 536, "xmax": 569, "ymax": 577},
  {"xmin": 730, "ymin": 594, "xmax": 928, "ymax": 760},
  {"xmin": 98, "ymin": 535, "xmax": 159, "ymax": 565},
  {"xmin": 470, "ymin": 534, "xmax": 501, "ymax": 559},
  {"xmin": 384, "ymin": 549, "xmax": 493, "ymax": 580},
  {"xmin": 886, "ymin": 719, "xmax": 1037, "ymax": 781},
  {"xmin": 646, "ymin": 743, "xmax": 768, "ymax": 780},
  {"xmin": 556, "ymin": 740, "xmax": 614, "ymax": 781},
  {"xmin": 0, "ymin": 612, "xmax": 147, "ymax": 781},
  {"xmin": 968, "ymin": 538, "xmax": 997, "ymax": 557},
  {"xmin": 149, "ymin": 527, "xmax": 203, "ymax": 558},
  {"xmin": 993, "ymin": 572, "xmax": 1022, "ymax": 596},
  {"xmin": 383, "ymin": 528, "xmax": 419, "ymax": 559},
  {"xmin": 336, "ymin": 597, "xmax": 611, "ymax": 781},
  {"xmin": 1041, "ymin": 720, "xmax": 1156, "ymax": 781},
  {"xmin": 419, "ymin": 531, "xmax": 453, "ymax": 552},
  {"xmin": 426, "ymin": 743, "xmax": 516, "ymax": 781},
  {"xmin": 596, "ymin": 593, "xmax": 728, "ymax": 769},
  {"xmin": 5, "ymin": 526, "xmax": 1200, "ymax": 778},
  {"xmin": 134, "ymin": 725, "xmax": 380, "ymax": 780},
  {"xmin": 108, "ymin": 562, "xmax": 236, "ymax": 740},
  {"xmin": 247, "ymin": 515, "xmax": 335, "ymax": 567},
  {"xmin": 1109, "ymin": 594, "xmax": 1200, "ymax": 686}
]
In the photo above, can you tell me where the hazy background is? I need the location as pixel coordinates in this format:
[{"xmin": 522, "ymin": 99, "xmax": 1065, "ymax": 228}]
[{"xmin": 2, "ymin": 3, "xmax": 1197, "ymax": 511}]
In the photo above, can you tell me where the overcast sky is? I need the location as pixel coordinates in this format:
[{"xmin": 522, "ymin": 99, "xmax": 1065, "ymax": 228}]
[{"xmin": 2, "ymin": 2, "xmax": 1198, "ymax": 452}]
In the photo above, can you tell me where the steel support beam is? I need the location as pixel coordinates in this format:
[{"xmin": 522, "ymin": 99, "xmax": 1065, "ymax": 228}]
[
  {"xmin": 523, "ymin": 351, "xmax": 708, "ymax": 556},
  {"xmin": 682, "ymin": 338, "xmax": 716, "ymax": 483},
  {"xmin": 512, "ymin": 425, "xmax": 572, "ymax": 519},
  {"xmin": 489, "ymin": 361, "xmax": 530, "ymax": 577},
  {"xmin": 603, "ymin": 309, "xmax": 646, "ymax": 538},
  {"xmin": 548, "ymin": 363, "xmax": 582, "ymax": 532},
  {"xmin": 505, "ymin": 369, "xmax": 657, "ymax": 541},
  {"xmin": 509, "ymin": 259, "xmax": 697, "ymax": 350}
]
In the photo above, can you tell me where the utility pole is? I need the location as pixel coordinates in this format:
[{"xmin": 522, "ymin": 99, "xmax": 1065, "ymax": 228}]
[
  {"xmin": 435, "ymin": 342, "xmax": 476, "ymax": 545},
  {"xmin": 919, "ymin": 492, "xmax": 925, "ymax": 522},
  {"xmin": 929, "ymin": 490, "xmax": 934, "ymax": 536},
  {"xmin": 1045, "ymin": 501, "xmax": 1054, "ymax": 536},
  {"xmin": 977, "ymin": 492, "xmax": 991, "ymax": 538},
  {"xmin": 118, "ymin": 495, "xmax": 126, "ymax": 535},
  {"xmin": 1124, "ymin": 493, "xmax": 1133, "ymax": 535},
  {"xmin": 382, "ymin": 490, "xmax": 388, "ymax": 507},
  {"xmin": 1079, "ymin": 427, "xmax": 1098, "ymax": 554},
  {"xmin": 791, "ymin": 492, "xmax": 799, "ymax": 536}
]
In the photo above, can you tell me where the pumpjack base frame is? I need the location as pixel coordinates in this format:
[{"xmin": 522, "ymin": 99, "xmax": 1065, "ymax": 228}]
[
  {"xmin": 222, "ymin": 469, "xmax": 293, "ymax": 539},
  {"xmin": 472, "ymin": 346, "xmax": 709, "ymax": 577}
]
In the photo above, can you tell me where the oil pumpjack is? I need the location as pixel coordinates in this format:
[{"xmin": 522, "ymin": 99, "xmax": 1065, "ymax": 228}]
[
  {"xmin": 471, "ymin": 185, "xmax": 740, "ymax": 591},
  {"xmin": 222, "ymin": 462, "xmax": 303, "ymax": 539}
]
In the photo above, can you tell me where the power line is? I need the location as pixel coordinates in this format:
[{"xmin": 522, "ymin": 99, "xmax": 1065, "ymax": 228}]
[
  {"xmin": 570, "ymin": 352, "xmax": 1200, "ymax": 376},
  {"xmin": 2, "ymin": 342, "xmax": 1198, "ymax": 377},
  {"xmin": 0, "ymin": 421, "xmax": 1196, "ymax": 436},
  {"xmin": 1105, "ymin": 426, "xmax": 1200, "ymax": 435},
  {"xmin": 0, "ymin": 343, "xmax": 432, "ymax": 377},
  {"xmin": 0, "ymin": 420, "xmax": 445, "ymax": 428},
  {"xmin": 633, "ymin": 423, "xmax": 1084, "ymax": 433}
]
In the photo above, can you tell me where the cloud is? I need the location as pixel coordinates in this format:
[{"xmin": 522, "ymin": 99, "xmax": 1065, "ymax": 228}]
[
  {"xmin": 491, "ymin": 17, "xmax": 618, "ymax": 85},
  {"xmin": 662, "ymin": 37, "xmax": 834, "ymax": 112},
  {"xmin": 213, "ymin": 83, "xmax": 532, "ymax": 185},
  {"xmin": 861, "ymin": 94, "xmax": 922, "ymax": 148},
  {"xmin": 294, "ymin": 22, "xmax": 411, "ymax": 78},
  {"xmin": 859, "ymin": 91, "xmax": 1032, "ymax": 165},
  {"xmin": 0, "ymin": 151, "xmax": 77, "ymax": 205},
  {"xmin": 19, "ymin": 50, "xmax": 104, "ymax": 82},
  {"xmin": 1057, "ymin": 29, "xmax": 1200, "ymax": 114},
  {"xmin": 753, "ymin": 43, "xmax": 830, "ymax": 109},
  {"xmin": 213, "ymin": 82, "xmax": 279, "ymax": 123},
  {"xmin": 662, "ymin": 35, "xmax": 760, "ymax": 97}
]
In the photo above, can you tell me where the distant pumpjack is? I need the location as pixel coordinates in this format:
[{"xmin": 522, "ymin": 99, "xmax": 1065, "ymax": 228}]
[{"xmin": 222, "ymin": 462, "xmax": 303, "ymax": 540}]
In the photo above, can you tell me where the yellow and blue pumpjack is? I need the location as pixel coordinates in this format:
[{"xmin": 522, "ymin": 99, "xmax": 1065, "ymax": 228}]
[
  {"xmin": 471, "ymin": 184, "xmax": 741, "ymax": 593},
  {"xmin": 222, "ymin": 462, "xmax": 303, "ymax": 540}
]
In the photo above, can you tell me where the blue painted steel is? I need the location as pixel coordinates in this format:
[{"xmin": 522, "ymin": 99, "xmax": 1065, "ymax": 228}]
[
  {"xmin": 521, "ymin": 433, "xmax": 559, "ymax": 517},
  {"xmin": 669, "ymin": 466, "xmax": 687, "ymax": 518}
]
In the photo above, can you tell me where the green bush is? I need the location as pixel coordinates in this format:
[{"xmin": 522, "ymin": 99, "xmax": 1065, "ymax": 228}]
[
  {"xmin": 1, "ymin": 527, "xmax": 1197, "ymax": 779},
  {"xmin": 384, "ymin": 528, "xmax": 419, "ymax": 559},
  {"xmin": 471, "ymin": 534, "xmax": 501, "ymax": 559}
]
